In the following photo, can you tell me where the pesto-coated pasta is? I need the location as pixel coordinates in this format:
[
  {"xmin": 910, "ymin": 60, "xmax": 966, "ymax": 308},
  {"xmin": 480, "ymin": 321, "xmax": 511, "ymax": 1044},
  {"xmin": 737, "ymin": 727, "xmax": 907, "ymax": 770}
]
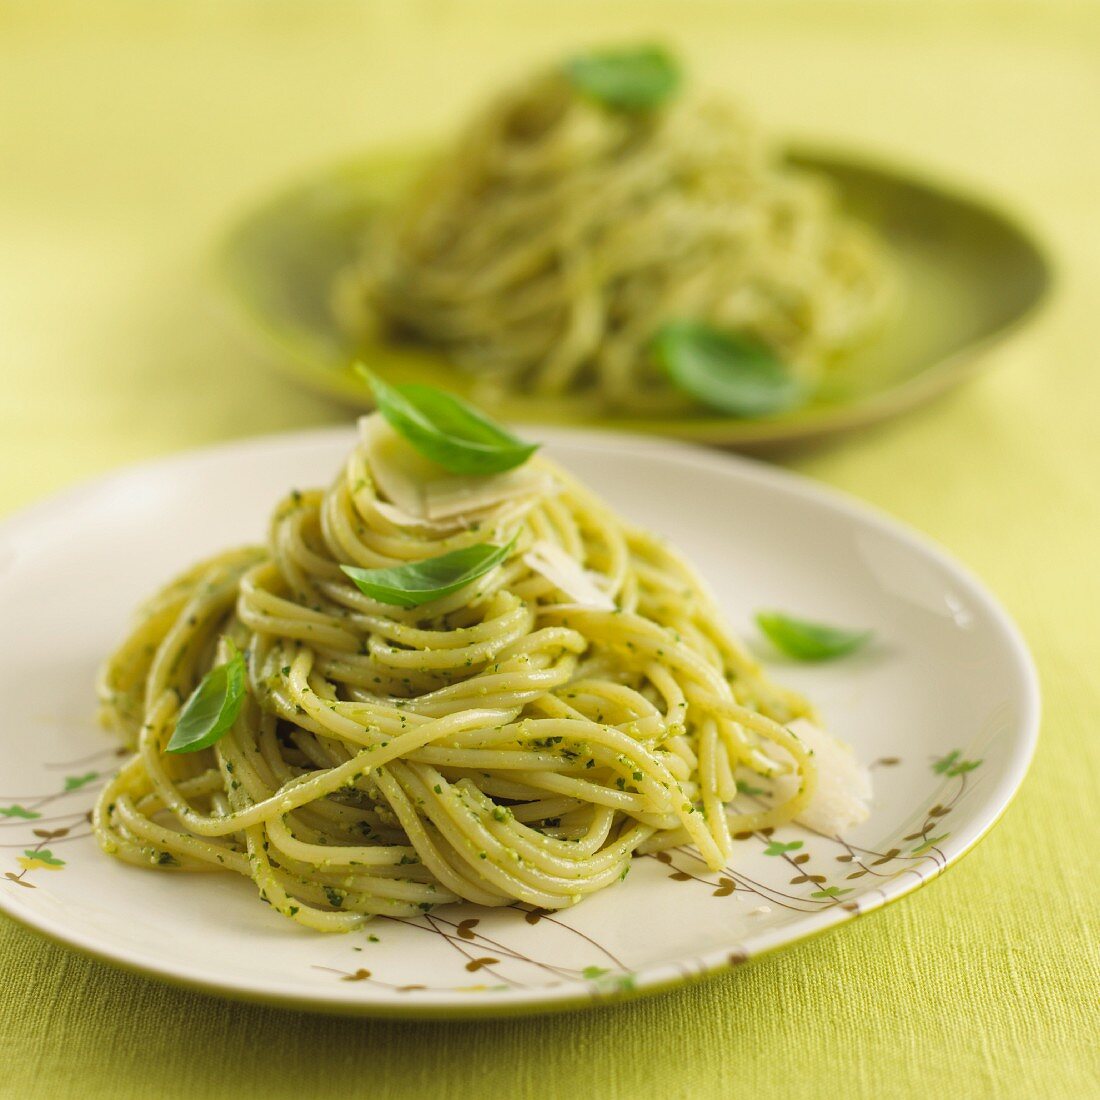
[
  {"xmin": 336, "ymin": 59, "xmax": 893, "ymax": 414},
  {"xmin": 95, "ymin": 421, "xmax": 829, "ymax": 931}
]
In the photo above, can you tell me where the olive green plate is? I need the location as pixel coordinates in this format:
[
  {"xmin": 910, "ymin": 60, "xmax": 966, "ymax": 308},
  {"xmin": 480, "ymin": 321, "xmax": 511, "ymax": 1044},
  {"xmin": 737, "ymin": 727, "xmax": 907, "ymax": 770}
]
[{"xmin": 216, "ymin": 147, "xmax": 1051, "ymax": 447}]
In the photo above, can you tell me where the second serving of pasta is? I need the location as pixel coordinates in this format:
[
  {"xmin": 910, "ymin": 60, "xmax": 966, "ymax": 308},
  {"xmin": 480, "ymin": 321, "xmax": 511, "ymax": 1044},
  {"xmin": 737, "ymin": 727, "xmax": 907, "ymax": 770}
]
[{"xmin": 338, "ymin": 49, "xmax": 894, "ymax": 414}]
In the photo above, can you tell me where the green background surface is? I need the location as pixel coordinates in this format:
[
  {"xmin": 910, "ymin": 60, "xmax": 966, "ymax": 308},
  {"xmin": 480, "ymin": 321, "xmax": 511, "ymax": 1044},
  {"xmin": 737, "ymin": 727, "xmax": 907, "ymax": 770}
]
[{"xmin": 1, "ymin": 2, "xmax": 1097, "ymax": 1097}]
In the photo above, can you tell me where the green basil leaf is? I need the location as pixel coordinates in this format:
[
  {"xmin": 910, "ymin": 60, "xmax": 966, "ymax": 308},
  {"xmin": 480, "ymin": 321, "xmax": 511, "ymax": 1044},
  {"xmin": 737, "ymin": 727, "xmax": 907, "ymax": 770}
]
[
  {"xmin": 755, "ymin": 611, "xmax": 872, "ymax": 662},
  {"xmin": 564, "ymin": 45, "xmax": 681, "ymax": 112},
  {"xmin": 651, "ymin": 321, "xmax": 804, "ymax": 417},
  {"xmin": 358, "ymin": 365, "xmax": 538, "ymax": 475},
  {"xmin": 341, "ymin": 538, "xmax": 516, "ymax": 609},
  {"xmin": 167, "ymin": 641, "xmax": 247, "ymax": 753}
]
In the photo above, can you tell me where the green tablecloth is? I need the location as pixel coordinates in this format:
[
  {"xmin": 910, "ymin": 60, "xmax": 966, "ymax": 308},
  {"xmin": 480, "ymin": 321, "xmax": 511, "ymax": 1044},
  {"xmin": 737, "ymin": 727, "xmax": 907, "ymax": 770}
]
[{"xmin": 1, "ymin": 3, "xmax": 1097, "ymax": 1096}]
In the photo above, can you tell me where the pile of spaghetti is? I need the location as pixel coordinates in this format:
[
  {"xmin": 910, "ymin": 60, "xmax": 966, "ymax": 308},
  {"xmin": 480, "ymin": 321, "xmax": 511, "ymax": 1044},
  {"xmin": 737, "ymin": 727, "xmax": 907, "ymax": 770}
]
[
  {"xmin": 95, "ymin": 389, "xmax": 868, "ymax": 931},
  {"xmin": 338, "ymin": 47, "xmax": 893, "ymax": 413}
]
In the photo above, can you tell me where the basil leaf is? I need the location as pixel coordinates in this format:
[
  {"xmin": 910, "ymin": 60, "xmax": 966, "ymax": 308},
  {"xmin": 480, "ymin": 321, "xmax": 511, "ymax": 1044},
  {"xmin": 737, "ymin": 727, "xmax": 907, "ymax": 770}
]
[
  {"xmin": 564, "ymin": 45, "xmax": 681, "ymax": 112},
  {"xmin": 341, "ymin": 538, "xmax": 516, "ymax": 609},
  {"xmin": 651, "ymin": 322, "xmax": 804, "ymax": 417},
  {"xmin": 358, "ymin": 365, "xmax": 538, "ymax": 475},
  {"xmin": 755, "ymin": 611, "xmax": 872, "ymax": 662},
  {"xmin": 167, "ymin": 641, "xmax": 247, "ymax": 753}
]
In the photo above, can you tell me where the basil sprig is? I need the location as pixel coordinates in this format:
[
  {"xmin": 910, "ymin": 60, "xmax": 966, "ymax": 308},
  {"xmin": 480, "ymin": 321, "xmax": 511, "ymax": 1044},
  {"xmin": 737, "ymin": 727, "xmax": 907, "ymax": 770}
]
[
  {"xmin": 564, "ymin": 45, "xmax": 681, "ymax": 112},
  {"xmin": 756, "ymin": 611, "xmax": 872, "ymax": 662},
  {"xmin": 358, "ymin": 366, "xmax": 537, "ymax": 475},
  {"xmin": 651, "ymin": 321, "xmax": 805, "ymax": 417},
  {"xmin": 341, "ymin": 538, "xmax": 516, "ymax": 609},
  {"xmin": 167, "ymin": 641, "xmax": 247, "ymax": 753}
]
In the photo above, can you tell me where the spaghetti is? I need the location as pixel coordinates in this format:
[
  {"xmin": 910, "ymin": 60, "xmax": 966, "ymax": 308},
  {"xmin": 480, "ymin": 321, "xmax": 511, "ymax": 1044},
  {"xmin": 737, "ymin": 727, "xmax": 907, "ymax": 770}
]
[
  {"xmin": 95, "ymin": 415, "xmax": 865, "ymax": 931},
  {"xmin": 338, "ymin": 54, "xmax": 893, "ymax": 414}
]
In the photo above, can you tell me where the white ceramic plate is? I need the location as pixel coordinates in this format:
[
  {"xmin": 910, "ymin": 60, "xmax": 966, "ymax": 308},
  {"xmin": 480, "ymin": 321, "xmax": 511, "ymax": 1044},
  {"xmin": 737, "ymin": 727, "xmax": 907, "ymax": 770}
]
[{"xmin": 0, "ymin": 429, "xmax": 1039, "ymax": 1018}]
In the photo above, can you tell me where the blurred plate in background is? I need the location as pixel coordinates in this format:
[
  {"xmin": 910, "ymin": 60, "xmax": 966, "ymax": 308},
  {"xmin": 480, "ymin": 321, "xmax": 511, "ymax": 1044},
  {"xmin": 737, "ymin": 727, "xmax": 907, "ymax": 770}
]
[{"xmin": 217, "ymin": 147, "xmax": 1050, "ymax": 448}]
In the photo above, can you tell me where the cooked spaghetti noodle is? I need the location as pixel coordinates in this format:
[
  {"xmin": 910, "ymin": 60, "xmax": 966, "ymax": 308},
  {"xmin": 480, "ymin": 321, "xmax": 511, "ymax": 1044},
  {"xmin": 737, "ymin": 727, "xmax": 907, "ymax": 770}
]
[
  {"xmin": 95, "ymin": 417, "xmax": 863, "ymax": 931},
  {"xmin": 337, "ymin": 56, "xmax": 893, "ymax": 413}
]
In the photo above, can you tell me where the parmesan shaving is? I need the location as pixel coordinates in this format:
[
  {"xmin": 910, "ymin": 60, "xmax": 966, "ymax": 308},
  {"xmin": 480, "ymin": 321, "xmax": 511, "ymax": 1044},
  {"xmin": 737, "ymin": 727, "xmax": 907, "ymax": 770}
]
[
  {"xmin": 774, "ymin": 719, "xmax": 872, "ymax": 835},
  {"xmin": 359, "ymin": 414, "xmax": 552, "ymax": 523},
  {"xmin": 524, "ymin": 540, "xmax": 615, "ymax": 609}
]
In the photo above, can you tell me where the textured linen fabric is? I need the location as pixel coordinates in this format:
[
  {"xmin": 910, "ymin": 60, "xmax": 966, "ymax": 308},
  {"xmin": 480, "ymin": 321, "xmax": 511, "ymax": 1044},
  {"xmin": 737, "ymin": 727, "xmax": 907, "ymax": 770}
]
[{"xmin": 1, "ymin": 3, "xmax": 1097, "ymax": 1098}]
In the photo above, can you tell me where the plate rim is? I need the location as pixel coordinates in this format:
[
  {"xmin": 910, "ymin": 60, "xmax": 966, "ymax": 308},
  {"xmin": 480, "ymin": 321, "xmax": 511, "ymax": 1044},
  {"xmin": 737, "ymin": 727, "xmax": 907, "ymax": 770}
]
[
  {"xmin": 0, "ymin": 426, "xmax": 1041, "ymax": 1018},
  {"xmin": 213, "ymin": 144, "xmax": 1054, "ymax": 448}
]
